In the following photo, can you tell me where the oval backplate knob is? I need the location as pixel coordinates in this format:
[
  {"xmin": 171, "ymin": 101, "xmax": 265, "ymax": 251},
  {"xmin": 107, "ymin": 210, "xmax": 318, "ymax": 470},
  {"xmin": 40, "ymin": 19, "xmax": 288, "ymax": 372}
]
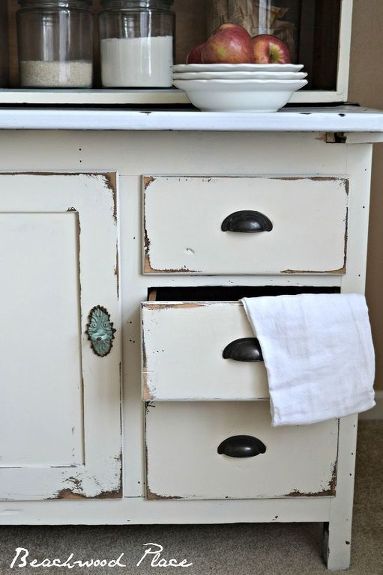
[
  {"xmin": 223, "ymin": 337, "xmax": 263, "ymax": 362},
  {"xmin": 86, "ymin": 305, "xmax": 116, "ymax": 357},
  {"xmin": 218, "ymin": 435, "xmax": 267, "ymax": 458},
  {"xmin": 221, "ymin": 210, "xmax": 273, "ymax": 233}
]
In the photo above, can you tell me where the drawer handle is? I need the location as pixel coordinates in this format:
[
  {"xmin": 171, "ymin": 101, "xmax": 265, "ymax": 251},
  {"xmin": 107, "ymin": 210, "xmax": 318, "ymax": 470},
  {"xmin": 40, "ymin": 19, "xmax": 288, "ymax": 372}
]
[
  {"xmin": 223, "ymin": 337, "xmax": 263, "ymax": 362},
  {"xmin": 221, "ymin": 210, "xmax": 273, "ymax": 233},
  {"xmin": 218, "ymin": 435, "xmax": 267, "ymax": 458}
]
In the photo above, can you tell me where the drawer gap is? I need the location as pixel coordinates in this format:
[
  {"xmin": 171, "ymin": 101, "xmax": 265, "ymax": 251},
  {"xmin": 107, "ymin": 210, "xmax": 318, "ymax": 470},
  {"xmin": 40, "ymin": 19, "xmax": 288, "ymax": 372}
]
[{"xmin": 147, "ymin": 285, "xmax": 340, "ymax": 302}]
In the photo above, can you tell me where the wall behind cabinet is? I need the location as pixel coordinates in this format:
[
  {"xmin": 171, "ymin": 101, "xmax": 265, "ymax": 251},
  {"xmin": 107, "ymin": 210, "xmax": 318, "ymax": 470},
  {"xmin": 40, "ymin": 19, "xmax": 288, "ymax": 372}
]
[{"xmin": 349, "ymin": 0, "xmax": 383, "ymax": 391}]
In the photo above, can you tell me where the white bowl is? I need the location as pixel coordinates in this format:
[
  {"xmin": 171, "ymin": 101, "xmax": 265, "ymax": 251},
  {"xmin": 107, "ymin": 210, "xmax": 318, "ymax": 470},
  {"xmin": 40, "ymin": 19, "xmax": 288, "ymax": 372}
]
[
  {"xmin": 173, "ymin": 71, "xmax": 307, "ymax": 81},
  {"xmin": 172, "ymin": 78, "xmax": 308, "ymax": 112},
  {"xmin": 173, "ymin": 63, "xmax": 304, "ymax": 73},
  {"xmin": 173, "ymin": 78, "xmax": 308, "ymax": 90}
]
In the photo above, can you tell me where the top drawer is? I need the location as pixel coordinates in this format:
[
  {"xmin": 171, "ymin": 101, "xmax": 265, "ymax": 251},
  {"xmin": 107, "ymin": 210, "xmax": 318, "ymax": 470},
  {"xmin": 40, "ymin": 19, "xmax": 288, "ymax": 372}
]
[{"xmin": 143, "ymin": 176, "xmax": 348, "ymax": 275}]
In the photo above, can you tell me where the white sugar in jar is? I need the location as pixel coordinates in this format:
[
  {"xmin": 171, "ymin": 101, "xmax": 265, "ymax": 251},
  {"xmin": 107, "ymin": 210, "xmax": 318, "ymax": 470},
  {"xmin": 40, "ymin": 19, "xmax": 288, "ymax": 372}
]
[
  {"xmin": 99, "ymin": 0, "xmax": 174, "ymax": 88},
  {"xmin": 101, "ymin": 36, "xmax": 173, "ymax": 87}
]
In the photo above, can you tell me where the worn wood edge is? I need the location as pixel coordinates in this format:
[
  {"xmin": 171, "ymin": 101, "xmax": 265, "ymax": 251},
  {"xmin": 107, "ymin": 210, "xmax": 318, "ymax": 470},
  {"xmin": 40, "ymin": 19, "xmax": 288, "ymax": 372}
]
[
  {"xmin": 281, "ymin": 267, "xmax": 346, "ymax": 275},
  {"xmin": 143, "ymin": 302, "xmax": 207, "ymax": 310}
]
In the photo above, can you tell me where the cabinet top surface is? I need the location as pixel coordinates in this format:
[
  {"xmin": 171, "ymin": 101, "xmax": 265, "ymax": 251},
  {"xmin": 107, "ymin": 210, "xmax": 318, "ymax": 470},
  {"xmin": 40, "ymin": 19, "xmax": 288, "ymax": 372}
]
[{"xmin": 1, "ymin": 105, "xmax": 383, "ymax": 133}]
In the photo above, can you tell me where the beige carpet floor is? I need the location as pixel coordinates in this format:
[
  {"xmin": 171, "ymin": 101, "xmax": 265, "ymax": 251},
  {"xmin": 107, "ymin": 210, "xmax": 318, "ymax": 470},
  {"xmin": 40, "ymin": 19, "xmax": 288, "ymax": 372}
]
[{"xmin": 0, "ymin": 421, "xmax": 381, "ymax": 575}]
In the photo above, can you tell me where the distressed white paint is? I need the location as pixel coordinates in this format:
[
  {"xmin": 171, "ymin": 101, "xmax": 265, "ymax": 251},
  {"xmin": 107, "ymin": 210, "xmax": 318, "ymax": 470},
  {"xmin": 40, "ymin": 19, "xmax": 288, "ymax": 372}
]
[
  {"xmin": 142, "ymin": 302, "xmax": 268, "ymax": 401},
  {"xmin": 0, "ymin": 174, "xmax": 121, "ymax": 500},
  {"xmin": 145, "ymin": 402, "xmax": 338, "ymax": 500},
  {"xmin": 324, "ymin": 414, "xmax": 358, "ymax": 571},
  {"xmin": 0, "ymin": 496, "xmax": 331, "ymax": 524},
  {"xmin": 0, "ymin": 213, "xmax": 83, "ymax": 467},
  {"xmin": 320, "ymin": 157, "xmax": 374, "ymax": 569},
  {"xmin": 144, "ymin": 176, "xmax": 348, "ymax": 275},
  {"xmin": 0, "ymin": 88, "xmax": 188, "ymax": 106},
  {"xmin": 0, "ymin": 130, "xmax": 376, "ymax": 571},
  {"xmin": 0, "ymin": 107, "xmax": 383, "ymax": 134}
]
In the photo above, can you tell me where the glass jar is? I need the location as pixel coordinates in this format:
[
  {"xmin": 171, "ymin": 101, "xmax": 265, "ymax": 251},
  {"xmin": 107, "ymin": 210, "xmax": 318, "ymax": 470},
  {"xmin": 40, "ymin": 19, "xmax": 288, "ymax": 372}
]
[
  {"xmin": 99, "ymin": 0, "xmax": 174, "ymax": 88},
  {"xmin": 17, "ymin": 0, "xmax": 93, "ymax": 88},
  {"xmin": 207, "ymin": 0, "xmax": 300, "ymax": 62},
  {"xmin": 0, "ymin": 2, "xmax": 9, "ymax": 87}
]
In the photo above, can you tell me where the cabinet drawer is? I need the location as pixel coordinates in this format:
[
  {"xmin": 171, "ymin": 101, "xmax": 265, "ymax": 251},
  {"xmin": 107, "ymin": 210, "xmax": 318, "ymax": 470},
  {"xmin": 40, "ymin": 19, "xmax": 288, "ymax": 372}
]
[
  {"xmin": 143, "ymin": 176, "xmax": 348, "ymax": 275},
  {"xmin": 145, "ymin": 403, "xmax": 338, "ymax": 500},
  {"xmin": 142, "ymin": 302, "xmax": 269, "ymax": 401}
]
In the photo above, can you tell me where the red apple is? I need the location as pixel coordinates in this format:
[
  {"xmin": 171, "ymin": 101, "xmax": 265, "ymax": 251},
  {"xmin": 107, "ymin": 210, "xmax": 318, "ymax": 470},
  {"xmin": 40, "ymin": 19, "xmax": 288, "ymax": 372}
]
[
  {"xmin": 200, "ymin": 23, "xmax": 253, "ymax": 64},
  {"xmin": 252, "ymin": 34, "xmax": 291, "ymax": 64},
  {"xmin": 186, "ymin": 43, "xmax": 204, "ymax": 64}
]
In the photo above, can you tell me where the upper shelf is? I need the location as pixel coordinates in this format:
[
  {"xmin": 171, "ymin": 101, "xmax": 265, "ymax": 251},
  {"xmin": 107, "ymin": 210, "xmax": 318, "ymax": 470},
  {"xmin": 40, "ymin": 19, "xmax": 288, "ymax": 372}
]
[
  {"xmin": 1, "ymin": 106, "xmax": 383, "ymax": 138},
  {"xmin": 0, "ymin": 0, "xmax": 353, "ymax": 105}
]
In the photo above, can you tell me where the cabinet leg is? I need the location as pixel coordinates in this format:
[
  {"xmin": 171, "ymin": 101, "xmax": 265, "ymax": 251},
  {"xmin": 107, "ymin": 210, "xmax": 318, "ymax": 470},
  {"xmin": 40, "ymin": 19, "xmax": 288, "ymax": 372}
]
[
  {"xmin": 322, "ymin": 518, "xmax": 352, "ymax": 570},
  {"xmin": 321, "ymin": 414, "xmax": 358, "ymax": 571}
]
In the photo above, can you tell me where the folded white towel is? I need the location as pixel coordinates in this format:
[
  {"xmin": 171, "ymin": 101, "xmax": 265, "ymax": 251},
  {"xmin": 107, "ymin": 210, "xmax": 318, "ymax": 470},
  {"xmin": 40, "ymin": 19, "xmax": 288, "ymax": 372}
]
[{"xmin": 241, "ymin": 294, "xmax": 376, "ymax": 426}]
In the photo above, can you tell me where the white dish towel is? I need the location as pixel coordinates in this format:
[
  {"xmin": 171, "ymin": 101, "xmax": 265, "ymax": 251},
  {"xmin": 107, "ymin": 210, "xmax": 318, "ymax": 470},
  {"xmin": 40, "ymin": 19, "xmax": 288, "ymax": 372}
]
[{"xmin": 241, "ymin": 294, "xmax": 376, "ymax": 426}]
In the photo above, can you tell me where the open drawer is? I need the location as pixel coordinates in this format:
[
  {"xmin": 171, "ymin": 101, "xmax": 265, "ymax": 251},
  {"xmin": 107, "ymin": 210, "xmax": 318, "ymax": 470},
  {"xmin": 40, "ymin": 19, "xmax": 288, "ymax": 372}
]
[
  {"xmin": 141, "ymin": 286, "xmax": 339, "ymax": 401},
  {"xmin": 142, "ymin": 300, "xmax": 268, "ymax": 401},
  {"xmin": 145, "ymin": 402, "xmax": 339, "ymax": 500}
]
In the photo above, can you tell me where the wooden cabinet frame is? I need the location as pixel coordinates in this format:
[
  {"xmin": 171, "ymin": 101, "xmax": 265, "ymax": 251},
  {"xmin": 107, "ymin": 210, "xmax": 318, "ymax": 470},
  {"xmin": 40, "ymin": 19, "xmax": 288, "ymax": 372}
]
[{"xmin": 0, "ymin": 0, "xmax": 353, "ymax": 105}]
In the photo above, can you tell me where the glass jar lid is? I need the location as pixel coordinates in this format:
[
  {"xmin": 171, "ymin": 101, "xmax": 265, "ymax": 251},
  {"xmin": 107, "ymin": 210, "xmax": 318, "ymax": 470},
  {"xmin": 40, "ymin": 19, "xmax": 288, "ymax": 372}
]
[
  {"xmin": 101, "ymin": 0, "xmax": 173, "ymax": 9},
  {"xmin": 18, "ymin": 0, "xmax": 92, "ymax": 8}
]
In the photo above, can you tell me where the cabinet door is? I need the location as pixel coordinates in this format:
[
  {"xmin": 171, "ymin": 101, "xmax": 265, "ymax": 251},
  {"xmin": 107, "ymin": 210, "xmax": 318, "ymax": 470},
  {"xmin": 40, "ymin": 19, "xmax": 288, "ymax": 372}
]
[{"xmin": 0, "ymin": 173, "xmax": 121, "ymax": 500}]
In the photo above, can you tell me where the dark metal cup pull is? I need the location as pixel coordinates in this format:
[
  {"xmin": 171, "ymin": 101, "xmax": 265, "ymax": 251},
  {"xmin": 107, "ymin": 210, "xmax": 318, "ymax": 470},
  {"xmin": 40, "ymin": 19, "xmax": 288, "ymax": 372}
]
[
  {"xmin": 222, "ymin": 337, "xmax": 263, "ymax": 362},
  {"xmin": 218, "ymin": 435, "xmax": 267, "ymax": 458},
  {"xmin": 221, "ymin": 210, "xmax": 273, "ymax": 233}
]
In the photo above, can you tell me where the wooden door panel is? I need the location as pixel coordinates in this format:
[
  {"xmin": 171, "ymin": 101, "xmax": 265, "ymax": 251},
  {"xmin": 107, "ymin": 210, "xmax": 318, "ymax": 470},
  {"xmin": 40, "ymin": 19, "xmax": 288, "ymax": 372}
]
[
  {"xmin": 0, "ymin": 213, "xmax": 83, "ymax": 467},
  {"xmin": 0, "ymin": 173, "xmax": 121, "ymax": 500}
]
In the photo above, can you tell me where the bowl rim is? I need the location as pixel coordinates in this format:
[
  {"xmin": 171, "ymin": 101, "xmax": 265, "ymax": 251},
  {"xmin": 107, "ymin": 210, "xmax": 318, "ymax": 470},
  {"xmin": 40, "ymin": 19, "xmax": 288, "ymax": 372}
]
[
  {"xmin": 173, "ymin": 78, "xmax": 308, "ymax": 86},
  {"xmin": 173, "ymin": 63, "xmax": 305, "ymax": 71},
  {"xmin": 173, "ymin": 72, "xmax": 308, "ymax": 79}
]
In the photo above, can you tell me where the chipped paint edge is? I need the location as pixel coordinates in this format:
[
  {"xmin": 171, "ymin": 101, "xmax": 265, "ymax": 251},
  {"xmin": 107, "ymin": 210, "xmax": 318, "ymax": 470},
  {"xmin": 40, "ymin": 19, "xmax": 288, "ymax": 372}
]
[{"xmin": 142, "ymin": 175, "xmax": 349, "ymax": 275}]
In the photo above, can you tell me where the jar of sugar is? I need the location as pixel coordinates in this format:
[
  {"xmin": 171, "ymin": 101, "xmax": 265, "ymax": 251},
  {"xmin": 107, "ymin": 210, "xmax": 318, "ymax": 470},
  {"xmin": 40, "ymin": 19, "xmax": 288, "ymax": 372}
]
[
  {"xmin": 99, "ymin": 0, "xmax": 174, "ymax": 88},
  {"xmin": 17, "ymin": 0, "xmax": 93, "ymax": 88}
]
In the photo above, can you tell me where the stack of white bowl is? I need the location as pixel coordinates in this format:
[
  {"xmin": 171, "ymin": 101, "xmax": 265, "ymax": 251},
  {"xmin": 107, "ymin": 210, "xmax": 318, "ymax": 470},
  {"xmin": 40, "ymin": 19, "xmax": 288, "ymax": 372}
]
[{"xmin": 173, "ymin": 64, "xmax": 307, "ymax": 112}]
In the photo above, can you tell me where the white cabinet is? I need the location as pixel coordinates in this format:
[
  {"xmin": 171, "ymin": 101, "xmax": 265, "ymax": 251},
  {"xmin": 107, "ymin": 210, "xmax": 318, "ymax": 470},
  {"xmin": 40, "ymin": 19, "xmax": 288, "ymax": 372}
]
[
  {"xmin": 0, "ymin": 123, "xmax": 377, "ymax": 571},
  {"xmin": 0, "ymin": 173, "xmax": 121, "ymax": 500}
]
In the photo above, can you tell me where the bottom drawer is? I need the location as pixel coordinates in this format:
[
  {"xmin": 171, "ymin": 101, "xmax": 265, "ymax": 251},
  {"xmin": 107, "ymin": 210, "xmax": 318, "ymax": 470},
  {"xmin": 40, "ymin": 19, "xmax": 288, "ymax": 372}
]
[{"xmin": 145, "ymin": 403, "xmax": 338, "ymax": 500}]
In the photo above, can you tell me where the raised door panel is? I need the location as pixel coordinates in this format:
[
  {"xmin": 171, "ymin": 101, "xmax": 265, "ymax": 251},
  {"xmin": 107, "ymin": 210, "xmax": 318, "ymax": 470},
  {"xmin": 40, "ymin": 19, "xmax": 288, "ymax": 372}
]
[
  {"xmin": 0, "ymin": 213, "xmax": 83, "ymax": 467},
  {"xmin": 143, "ymin": 176, "xmax": 348, "ymax": 275},
  {"xmin": 0, "ymin": 173, "xmax": 121, "ymax": 500}
]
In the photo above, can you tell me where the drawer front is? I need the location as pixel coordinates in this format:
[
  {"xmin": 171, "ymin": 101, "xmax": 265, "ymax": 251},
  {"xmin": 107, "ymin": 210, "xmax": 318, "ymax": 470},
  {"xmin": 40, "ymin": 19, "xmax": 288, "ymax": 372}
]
[
  {"xmin": 142, "ymin": 302, "xmax": 269, "ymax": 401},
  {"xmin": 143, "ymin": 176, "xmax": 348, "ymax": 275},
  {"xmin": 145, "ymin": 403, "xmax": 338, "ymax": 500}
]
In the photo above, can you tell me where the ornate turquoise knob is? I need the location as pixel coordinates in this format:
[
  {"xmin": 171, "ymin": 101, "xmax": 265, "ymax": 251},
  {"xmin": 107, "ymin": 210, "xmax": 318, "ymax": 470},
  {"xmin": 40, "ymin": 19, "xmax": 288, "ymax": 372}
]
[{"xmin": 86, "ymin": 306, "xmax": 116, "ymax": 357}]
